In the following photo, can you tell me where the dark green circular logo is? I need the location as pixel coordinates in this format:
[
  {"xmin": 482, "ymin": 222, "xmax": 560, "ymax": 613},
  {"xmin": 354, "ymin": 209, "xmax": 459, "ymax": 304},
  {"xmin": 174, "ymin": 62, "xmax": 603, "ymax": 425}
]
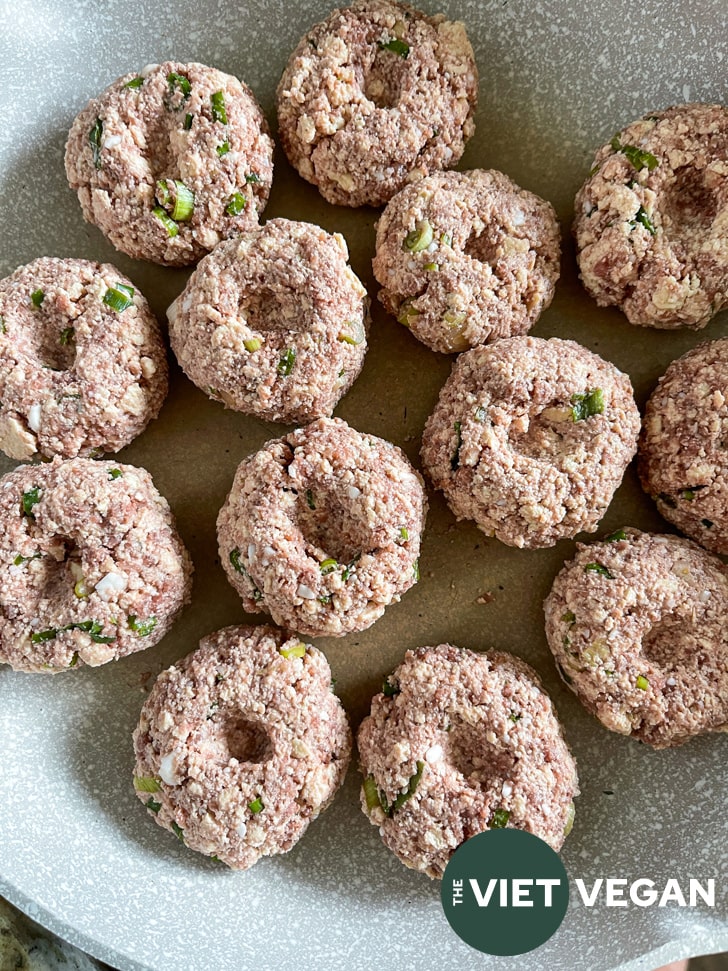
[{"xmin": 440, "ymin": 829, "xmax": 569, "ymax": 956}]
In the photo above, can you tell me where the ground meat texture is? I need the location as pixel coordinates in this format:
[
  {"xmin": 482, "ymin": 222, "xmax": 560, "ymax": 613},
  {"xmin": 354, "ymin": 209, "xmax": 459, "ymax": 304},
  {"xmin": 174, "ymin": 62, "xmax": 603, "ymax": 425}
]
[
  {"xmin": 574, "ymin": 103, "xmax": 728, "ymax": 329},
  {"xmin": 358, "ymin": 644, "xmax": 578, "ymax": 879},
  {"xmin": 420, "ymin": 336, "xmax": 640, "ymax": 548},
  {"xmin": 276, "ymin": 0, "xmax": 478, "ymax": 208},
  {"xmin": 544, "ymin": 528, "xmax": 728, "ymax": 748},
  {"xmin": 0, "ymin": 458, "xmax": 192, "ymax": 673},
  {"xmin": 0, "ymin": 258, "xmax": 168, "ymax": 461},
  {"xmin": 132, "ymin": 624, "xmax": 351, "ymax": 869},
  {"xmin": 638, "ymin": 339, "xmax": 728, "ymax": 555},
  {"xmin": 65, "ymin": 61, "xmax": 274, "ymax": 266},
  {"xmin": 167, "ymin": 219, "xmax": 369, "ymax": 423},
  {"xmin": 217, "ymin": 417, "xmax": 426, "ymax": 637},
  {"xmin": 373, "ymin": 169, "xmax": 561, "ymax": 353}
]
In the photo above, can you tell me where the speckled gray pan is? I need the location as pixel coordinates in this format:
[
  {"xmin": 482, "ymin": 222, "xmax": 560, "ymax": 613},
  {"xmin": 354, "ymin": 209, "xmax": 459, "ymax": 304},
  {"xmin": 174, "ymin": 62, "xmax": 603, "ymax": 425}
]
[{"xmin": 0, "ymin": 2, "xmax": 727, "ymax": 971}]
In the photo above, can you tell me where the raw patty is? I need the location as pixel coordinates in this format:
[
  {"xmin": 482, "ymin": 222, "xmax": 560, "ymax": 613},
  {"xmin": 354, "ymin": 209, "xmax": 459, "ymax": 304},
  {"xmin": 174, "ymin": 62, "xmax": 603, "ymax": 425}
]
[
  {"xmin": 639, "ymin": 338, "xmax": 728, "ymax": 554},
  {"xmin": 167, "ymin": 218, "xmax": 369, "ymax": 423},
  {"xmin": 0, "ymin": 458, "xmax": 192, "ymax": 673},
  {"xmin": 373, "ymin": 169, "xmax": 561, "ymax": 352},
  {"xmin": 65, "ymin": 61, "xmax": 273, "ymax": 265},
  {"xmin": 544, "ymin": 528, "xmax": 728, "ymax": 748},
  {"xmin": 358, "ymin": 644, "xmax": 579, "ymax": 879},
  {"xmin": 217, "ymin": 417, "xmax": 427, "ymax": 637},
  {"xmin": 420, "ymin": 336, "xmax": 640, "ymax": 548},
  {"xmin": 574, "ymin": 103, "xmax": 728, "ymax": 329},
  {"xmin": 0, "ymin": 257, "xmax": 167, "ymax": 461},
  {"xmin": 276, "ymin": 0, "xmax": 478, "ymax": 207},
  {"xmin": 132, "ymin": 624, "xmax": 351, "ymax": 869}
]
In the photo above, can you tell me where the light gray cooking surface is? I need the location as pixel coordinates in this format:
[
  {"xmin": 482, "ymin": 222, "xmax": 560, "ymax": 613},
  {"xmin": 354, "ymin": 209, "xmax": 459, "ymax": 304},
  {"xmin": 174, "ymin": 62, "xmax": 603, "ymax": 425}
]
[{"xmin": 0, "ymin": 1, "xmax": 726, "ymax": 969}]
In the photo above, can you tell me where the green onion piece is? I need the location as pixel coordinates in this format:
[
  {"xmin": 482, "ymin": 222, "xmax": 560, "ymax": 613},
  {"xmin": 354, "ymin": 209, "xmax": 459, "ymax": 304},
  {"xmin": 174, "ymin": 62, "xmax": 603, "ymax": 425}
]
[
  {"xmin": 89, "ymin": 117, "xmax": 103, "ymax": 168},
  {"xmin": 248, "ymin": 797, "xmax": 264, "ymax": 814},
  {"xmin": 389, "ymin": 760, "xmax": 424, "ymax": 814},
  {"xmin": 397, "ymin": 298, "xmax": 419, "ymax": 328},
  {"xmin": 210, "ymin": 90, "xmax": 228, "ymax": 124},
  {"xmin": 31, "ymin": 629, "xmax": 58, "ymax": 643},
  {"xmin": 563, "ymin": 802, "xmax": 576, "ymax": 837},
  {"xmin": 403, "ymin": 218, "xmax": 434, "ymax": 253},
  {"xmin": 183, "ymin": 112, "xmax": 193, "ymax": 131},
  {"xmin": 134, "ymin": 775, "xmax": 162, "ymax": 793},
  {"xmin": 229, "ymin": 548, "xmax": 245, "ymax": 574},
  {"xmin": 152, "ymin": 206, "xmax": 179, "ymax": 237},
  {"xmin": 73, "ymin": 578, "xmax": 89, "ymax": 600},
  {"xmin": 109, "ymin": 468, "xmax": 123, "ymax": 480},
  {"xmin": 412, "ymin": 558, "xmax": 420, "ymax": 581},
  {"xmin": 632, "ymin": 206, "xmax": 657, "ymax": 235},
  {"xmin": 128, "ymin": 615, "xmax": 158, "ymax": 637},
  {"xmin": 225, "ymin": 192, "xmax": 247, "ymax": 216},
  {"xmin": 305, "ymin": 489, "xmax": 316, "ymax": 510},
  {"xmin": 167, "ymin": 71, "xmax": 191, "ymax": 102},
  {"xmin": 450, "ymin": 420, "xmax": 462, "ymax": 471},
  {"xmin": 443, "ymin": 309, "xmax": 467, "ymax": 329},
  {"xmin": 69, "ymin": 620, "xmax": 115, "ymax": 643},
  {"xmin": 245, "ymin": 172, "xmax": 261, "ymax": 183},
  {"xmin": 280, "ymin": 642, "xmax": 306, "ymax": 660},
  {"xmin": 399, "ymin": 526, "xmax": 409, "ymax": 541},
  {"xmin": 363, "ymin": 776, "xmax": 381, "ymax": 811},
  {"xmin": 170, "ymin": 182, "xmax": 194, "ymax": 221},
  {"xmin": 22, "ymin": 487, "xmax": 41, "ymax": 517},
  {"xmin": 243, "ymin": 337, "xmax": 261, "ymax": 352},
  {"xmin": 155, "ymin": 179, "xmax": 171, "ymax": 206},
  {"xmin": 681, "ymin": 489, "xmax": 696, "ymax": 501},
  {"xmin": 440, "ymin": 232, "xmax": 452, "ymax": 247},
  {"xmin": 509, "ymin": 711, "xmax": 521, "ymax": 723},
  {"xmin": 342, "ymin": 552, "xmax": 361, "ymax": 581},
  {"xmin": 124, "ymin": 76, "xmax": 144, "ymax": 89},
  {"xmin": 277, "ymin": 348, "xmax": 296, "ymax": 376},
  {"xmin": 571, "ymin": 388, "xmax": 604, "ymax": 421},
  {"xmin": 489, "ymin": 807, "xmax": 510, "ymax": 829},
  {"xmin": 636, "ymin": 674, "xmax": 649, "ymax": 691},
  {"xmin": 378, "ymin": 37, "xmax": 410, "ymax": 58},
  {"xmin": 171, "ymin": 821, "xmax": 185, "ymax": 842},
  {"xmin": 622, "ymin": 143, "xmax": 659, "ymax": 171},
  {"xmin": 318, "ymin": 594, "xmax": 331, "ymax": 605},
  {"xmin": 31, "ymin": 289, "xmax": 45, "ymax": 308},
  {"xmin": 145, "ymin": 797, "xmax": 162, "ymax": 814},
  {"xmin": 13, "ymin": 552, "xmax": 40, "ymax": 566},
  {"xmin": 382, "ymin": 678, "xmax": 400, "ymax": 697},
  {"xmin": 337, "ymin": 319, "xmax": 365, "ymax": 345},
  {"xmin": 424, "ymin": 261, "xmax": 438, "ymax": 271},
  {"xmin": 69, "ymin": 652, "xmax": 79, "ymax": 668},
  {"xmin": 561, "ymin": 609, "xmax": 576, "ymax": 624},
  {"xmin": 59, "ymin": 327, "xmax": 74, "ymax": 345},
  {"xmin": 320, "ymin": 557, "xmax": 338, "ymax": 575},
  {"xmin": 475, "ymin": 405, "xmax": 487, "ymax": 422},
  {"xmin": 605, "ymin": 529, "xmax": 627, "ymax": 543},
  {"xmin": 216, "ymin": 140, "xmax": 231, "ymax": 157},
  {"xmin": 103, "ymin": 282, "xmax": 135, "ymax": 312},
  {"xmin": 0, "ymin": 315, "xmax": 6, "ymax": 334},
  {"xmin": 584, "ymin": 562, "xmax": 614, "ymax": 579}
]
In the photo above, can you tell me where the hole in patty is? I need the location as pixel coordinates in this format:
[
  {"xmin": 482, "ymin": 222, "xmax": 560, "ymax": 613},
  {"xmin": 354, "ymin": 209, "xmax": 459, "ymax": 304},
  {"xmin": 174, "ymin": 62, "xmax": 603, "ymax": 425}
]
[
  {"xmin": 363, "ymin": 47, "xmax": 406, "ymax": 109},
  {"xmin": 508, "ymin": 401, "xmax": 579, "ymax": 462},
  {"xmin": 295, "ymin": 481, "xmax": 370, "ymax": 564},
  {"xmin": 35, "ymin": 325, "xmax": 77, "ymax": 372},
  {"xmin": 11, "ymin": 535, "xmax": 84, "ymax": 625},
  {"xmin": 642, "ymin": 612, "xmax": 699, "ymax": 668},
  {"xmin": 447, "ymin": 722, "xmax": 515, "ymax": 782},
  {"xmin": 206, "ymin": 713, "xmax": 273, "ymax": 765},
  {"xmin": 463, "ymin": 225, "xmax": 505, "ymax": 265},
  {"xmin": 238, "ymin": 285, "xmax": 302, "ymax": 334},
  {"xmin": 660, "ymin": 165, "xmax": 719, "ymax": 253}
]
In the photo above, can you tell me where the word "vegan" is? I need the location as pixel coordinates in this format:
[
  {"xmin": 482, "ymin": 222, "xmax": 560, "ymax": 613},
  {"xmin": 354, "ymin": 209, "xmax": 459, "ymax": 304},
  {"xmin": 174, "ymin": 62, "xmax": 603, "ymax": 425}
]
[{"xmin": 575, "ymin": 879, "xmax": 715, "ymax": 908}]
